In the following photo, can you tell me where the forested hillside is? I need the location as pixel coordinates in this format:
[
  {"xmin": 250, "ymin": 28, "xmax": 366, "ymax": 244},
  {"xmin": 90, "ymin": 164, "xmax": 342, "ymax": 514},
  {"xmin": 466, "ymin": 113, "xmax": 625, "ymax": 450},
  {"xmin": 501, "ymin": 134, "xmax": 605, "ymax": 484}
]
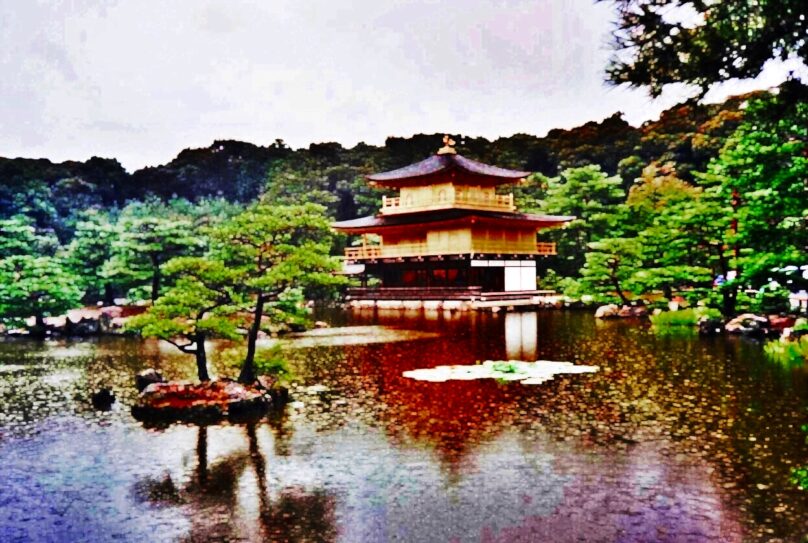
[
  {"xmin": 1, "ymin": 83, "xmax": 805, "ymax": 319},
  {"xmin": 1, "ymin": 90, "xmax": 755, "ymax": 235}
]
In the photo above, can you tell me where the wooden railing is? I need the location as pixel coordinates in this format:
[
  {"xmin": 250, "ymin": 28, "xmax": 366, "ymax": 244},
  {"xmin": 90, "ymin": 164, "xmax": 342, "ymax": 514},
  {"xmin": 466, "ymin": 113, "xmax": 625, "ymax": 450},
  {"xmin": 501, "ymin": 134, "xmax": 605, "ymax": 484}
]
[
  {"xmin": 536, "ymin": 242, "xmax": 557, "ymax": 255},
  {"xmin": 347, "ymin": 286, "xmax": 483, "ymax": 300},
  {"xmin": 381, "ymin": 193, "xmax": 514, "ymax": 214},
  {"xmin": 344, "ymin": 241, "xmax": 556, "ymax": 260}
]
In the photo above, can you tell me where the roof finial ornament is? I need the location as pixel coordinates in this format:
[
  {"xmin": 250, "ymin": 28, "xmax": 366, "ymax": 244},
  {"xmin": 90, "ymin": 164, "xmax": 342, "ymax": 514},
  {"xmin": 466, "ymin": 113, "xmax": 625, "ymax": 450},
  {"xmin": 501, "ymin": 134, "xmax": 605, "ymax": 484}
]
[{"xmin": 437, "ymin": 134, "xmax": 457, "ymax": 155}]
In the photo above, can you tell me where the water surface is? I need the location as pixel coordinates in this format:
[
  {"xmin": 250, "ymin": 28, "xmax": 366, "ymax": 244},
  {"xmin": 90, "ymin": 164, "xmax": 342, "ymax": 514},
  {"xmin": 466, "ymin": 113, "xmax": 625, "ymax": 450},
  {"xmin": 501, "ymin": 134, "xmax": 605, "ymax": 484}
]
[{"xmin": 1, "ymin": 310, "xmax": 807, "ymax": 542}]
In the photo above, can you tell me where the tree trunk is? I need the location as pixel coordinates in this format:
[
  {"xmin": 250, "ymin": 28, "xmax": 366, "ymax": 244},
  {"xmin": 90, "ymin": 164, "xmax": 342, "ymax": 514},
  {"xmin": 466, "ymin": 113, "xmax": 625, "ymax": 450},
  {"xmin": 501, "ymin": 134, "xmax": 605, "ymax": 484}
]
[
  {"xmin": 239, "ymin": 292, "xmax": 265, "ymax": 384},
  {"xmin": 196, "ymin": 426, "xmax": 208, "ymax": 486},
  {"xmin": 31, "ymin": 313, "xmax": 47, "ymax": 338},
  {"xmin": 609, "ymin": 264, "xmax": 630, "ymax": 305},
  {"xmin": 722, "ymin": 284, "xmax": 737, "ymax": 317},
  {"xmin": 195, "ymin": 332, "xmax": 210, "ymax": 382},
  {"xmin": 103, "ymin": 283, "xmax": 115, "ymax": 306},
  {"xmin": 612, "ymin": 278, "xmax": 630, "ymax": 305},
  {"xmin": 150, "ymin": 254, "xmax": 161, "ymax": 303},
  {"xmin": 245, "ymin": 424, "xmax": 272, "ymax": 529}
]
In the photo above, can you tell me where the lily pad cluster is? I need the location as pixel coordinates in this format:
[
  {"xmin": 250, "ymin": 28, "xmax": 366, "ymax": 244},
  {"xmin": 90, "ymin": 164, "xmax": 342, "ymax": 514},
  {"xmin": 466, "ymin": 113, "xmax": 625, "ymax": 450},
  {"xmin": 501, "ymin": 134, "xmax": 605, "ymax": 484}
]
[{"xmin": 402, "ymin": 360, "xmax": 599, "ymax": 385}]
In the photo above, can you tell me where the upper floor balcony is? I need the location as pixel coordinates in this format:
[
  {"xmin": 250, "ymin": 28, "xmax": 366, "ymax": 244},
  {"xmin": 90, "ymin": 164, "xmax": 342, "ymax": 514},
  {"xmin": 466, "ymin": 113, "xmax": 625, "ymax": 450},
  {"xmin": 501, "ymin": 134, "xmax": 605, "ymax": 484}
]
[
  {"xmin": 344, "ymin": 241, "xmax": 556, "ymax": 261},
  {"xmin": 381, "ymin": 192, "xmax": 515, "ymax": 215}
]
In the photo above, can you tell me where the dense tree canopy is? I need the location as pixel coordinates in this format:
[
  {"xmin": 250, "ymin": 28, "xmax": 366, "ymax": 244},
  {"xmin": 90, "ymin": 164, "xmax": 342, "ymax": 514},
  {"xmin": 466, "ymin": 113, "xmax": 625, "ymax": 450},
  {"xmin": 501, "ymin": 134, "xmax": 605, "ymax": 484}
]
[
  {"xmin": 0, "ymin": 215, "xmax": 83, "ymax": 329},
  {"xmin": 211, "ymin": 202, "xmax": 345, "ymax": 383},
  {"xmin": 103, "ymin": 199, "xmax": 205, "ymax": 302},
  {"xmin": 0, "ymin": 78, "xmax": 804, "ymax": 326},
  {"xmin": 699, "ymin": 81, "xmax": 808, "ymax": 290},
  {"xmin": 521, "ymin": 165, "xmax": 626, "ymax": 275},
  {"xmin": 604, "ymin": 0, "xmax": 808, "ymax": 96},
  {"xmin": 127, "ymin": 257, "xmax": 242, "ymax": 381}
]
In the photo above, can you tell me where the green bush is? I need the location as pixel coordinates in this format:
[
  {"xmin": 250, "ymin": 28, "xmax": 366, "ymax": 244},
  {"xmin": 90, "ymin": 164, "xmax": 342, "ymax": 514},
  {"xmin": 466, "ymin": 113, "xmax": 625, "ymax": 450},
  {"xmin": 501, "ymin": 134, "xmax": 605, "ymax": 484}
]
[
  {"xmin": 764, "ymin": 336, "xmax": 808, "ymax": 367},
  {"xmin": 555, "ymin": 276, "xmax": 587, "ymax": 300},
  {"xmin": 537, "ymin": 269, "xmax": 561, "ymax": 291},
  {"xmin": 756, "ymin": 286, "xmax": 792, "ymax": 314},
  {"xmin": 734, "ymin": 290, "xmax": 759, "ymax": 314},
  {"xmin": 790, "ymin": 424, "xmax": 808, "ymax": 490},
  {"xmin": 682, "ymin": 288, "xmax": 711, "ymax": 308},
  {"xmin": 791, "ymin": 465, "xmax": 808, "ymax": 490},
  {"xmin": 218, "ymin": 343, "xmax": 296, "ymax": 385},
  {"xmin": 255, "ymin": 345, "xmax": 296, "ymax": 386},
  {"xmin": 650, "ymin": 307, "xmax": 722, "ymax": 328},
  {"xmin": 732, "ymin": 287, "xmax": 792, "ymax": 315}
]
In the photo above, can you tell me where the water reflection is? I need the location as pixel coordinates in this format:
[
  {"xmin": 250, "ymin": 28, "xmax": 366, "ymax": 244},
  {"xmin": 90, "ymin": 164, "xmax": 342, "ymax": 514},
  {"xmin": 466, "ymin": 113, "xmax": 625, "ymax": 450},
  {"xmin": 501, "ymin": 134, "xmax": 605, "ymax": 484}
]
[
  {"xmin": 505, "ymin": 311, "xmax": 538, "ymax": 360},
  {"xmin": 133, "ymin": 423, "xmax": 337, "ymax": 542},
  {"xmin": 2, "ymin": 311, "xmax": 808, "ymax": 541}
]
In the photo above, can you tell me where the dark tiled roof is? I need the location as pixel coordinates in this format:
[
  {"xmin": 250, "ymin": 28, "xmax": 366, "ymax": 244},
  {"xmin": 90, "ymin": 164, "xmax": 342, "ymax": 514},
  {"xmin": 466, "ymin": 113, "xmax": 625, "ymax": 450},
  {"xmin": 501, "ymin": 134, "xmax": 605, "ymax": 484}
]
[
  {"xmin": 332, "ymin": 209, "xmax": 574, "ymax": 231},
  {"xmin": 366, "ymin": 154, "xmax": 530, "ymax": 182}
]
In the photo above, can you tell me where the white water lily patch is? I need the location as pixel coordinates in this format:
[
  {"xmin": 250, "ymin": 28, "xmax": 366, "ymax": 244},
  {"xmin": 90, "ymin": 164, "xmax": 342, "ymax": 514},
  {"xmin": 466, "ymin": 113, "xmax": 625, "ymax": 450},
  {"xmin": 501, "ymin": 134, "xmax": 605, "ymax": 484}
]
[{"xmin": 402, "ymin": 360, "xmax": 599, "ymax": 385}]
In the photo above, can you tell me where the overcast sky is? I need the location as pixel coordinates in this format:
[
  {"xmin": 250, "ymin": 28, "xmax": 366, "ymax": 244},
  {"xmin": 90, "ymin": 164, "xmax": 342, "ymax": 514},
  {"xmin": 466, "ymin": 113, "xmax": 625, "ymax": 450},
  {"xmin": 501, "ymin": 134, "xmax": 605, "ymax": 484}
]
[{"xmin": 0, "ymin": 0, "xmax": 802, "ymax": 171}]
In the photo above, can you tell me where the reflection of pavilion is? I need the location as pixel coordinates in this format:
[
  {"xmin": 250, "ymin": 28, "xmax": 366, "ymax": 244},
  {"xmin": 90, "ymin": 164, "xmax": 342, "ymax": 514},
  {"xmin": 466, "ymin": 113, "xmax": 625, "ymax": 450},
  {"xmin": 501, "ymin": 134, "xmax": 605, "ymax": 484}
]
[{"xmin": 505, "ymin": 311, "xmax": 538, "ymax": 361}]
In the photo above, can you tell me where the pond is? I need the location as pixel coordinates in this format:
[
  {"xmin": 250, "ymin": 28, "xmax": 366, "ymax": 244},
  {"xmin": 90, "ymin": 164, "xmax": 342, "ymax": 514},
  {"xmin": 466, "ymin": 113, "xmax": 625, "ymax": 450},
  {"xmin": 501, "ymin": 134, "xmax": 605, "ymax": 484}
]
[{"xmin": 0, "ymin": 309, "xmax": 806, "ymax": 542}]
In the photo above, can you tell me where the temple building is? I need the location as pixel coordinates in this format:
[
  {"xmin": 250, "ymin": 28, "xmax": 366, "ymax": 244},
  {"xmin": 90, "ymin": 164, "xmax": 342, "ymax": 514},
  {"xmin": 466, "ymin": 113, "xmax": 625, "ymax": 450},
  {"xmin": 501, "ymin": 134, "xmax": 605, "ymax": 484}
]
[{"xmin": 332, "ymin": 137, "xmax": 573, "ymax": 306}]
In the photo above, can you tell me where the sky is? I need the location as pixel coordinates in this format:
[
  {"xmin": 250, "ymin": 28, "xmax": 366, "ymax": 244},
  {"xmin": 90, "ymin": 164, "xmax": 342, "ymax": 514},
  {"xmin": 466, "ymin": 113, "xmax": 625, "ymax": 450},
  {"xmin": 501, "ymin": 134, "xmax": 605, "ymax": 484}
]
[{"xmin": 0, "ymin": 0, "xmax": 803, "ymax": 172}]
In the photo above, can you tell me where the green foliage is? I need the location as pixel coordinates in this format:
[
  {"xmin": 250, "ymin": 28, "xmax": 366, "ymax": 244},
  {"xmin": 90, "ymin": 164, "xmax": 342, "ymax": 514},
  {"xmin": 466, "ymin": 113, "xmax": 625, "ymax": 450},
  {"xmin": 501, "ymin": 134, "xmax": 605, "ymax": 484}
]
[
  {"xmin": 789, "ymin": 424, "xmax": 808, "ymax": 490},
  {"xmin": 0, "ymin": 215, "xmax": 83, "ymax": 328},
  {"xmin": 604, "ymin": 0, "xmax": 808, "ymax": 96},
  {"xmin": 126, "ymin": 255, "xmax": 244, "ymax": 381},
  {"xmin": 128, "ymin": 258, "xmax": 242, "ymax": 341},
  {"xmin": 65, "ymin": 208, "xmax": 117, "ymax": 303},
  {"xmin": 212, "ymin": 202, "xmax": 345, "ymax": 299},
  {"xmin": 764, "ymin": 336, "xmax": 808, "ymax": 368},
  {"xmin": 264, "ymin": 288, "xmax": 310, "ymax": 331},
  {"xmin": 0, "ymin": 255, "xmax": 83, "ymax": 327},
  {"xmin": 0, "ymin": 215, "xmax": 59, "ymax": 257},
  {"xmin": 791, "ymin": 465, "xmax": 808, "ymax": 491},
  {"xmin": 211, "ymin": 202, "xmax": 347, "ymax": 383},
  {"xmin": 702, "ymin": 84, "xmax": 808, "ymax": 290},
  {"xmin": 625, "ymin": 166, "xmax": 720, "ymax": 298},
  {"xmin": 218, "ymin": 343, "xmax": 296, "ymax": 385},
  {"xmin": 104, "ymin": 198, "xmax": 206, "ymax": 302},
  {"xmin": 527, "ymin": 165, "xmax": 626, "ymax": 274},
  {"xmin": 558, "ymin": 277, "xmax": 587, "ymax": 300},
  {"xmin": 650, "ymin": 308, "xmax": 722, "ymax": 328},
  {"xmin": 756, "ymin": 287, "xmax": 793, "ymax": 315},
  {"xmin": 537, "ymin": 270, "xmax": 562, "ymax": 291},
  {"xmin": 581, "ymin": 237, "xmax": 641, "ymax": 304},
  {"xmin": 255, "ymin": 345, "xmax": 296, "ymax": 385}
]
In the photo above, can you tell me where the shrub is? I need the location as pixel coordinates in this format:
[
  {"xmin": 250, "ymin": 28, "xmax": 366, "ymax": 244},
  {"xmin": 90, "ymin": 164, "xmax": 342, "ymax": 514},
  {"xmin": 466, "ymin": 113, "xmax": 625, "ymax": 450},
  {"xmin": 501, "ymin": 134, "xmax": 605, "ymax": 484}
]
[
  {"xmin": 650, "ymin": 307, "xmax": 722, "ymax": 328},
  {"xmin": 790, "ymin": 424, "xmax": 808, "ymax": 490},
  {"xmin": 558, "ymin": 277, "xmax": 585, "ymax": 298},
  {"xmin": 791, "ymin": 465, "xmax": 808, "ymax": 490},
  {"xmin": 537, "ymin": 269, "xmax": 561, "ymax": 291},
  {"xmin": 764, "ymin": 336, "xmax": 808, "ymax": 367},
  {"xmin": 756, "ymin": 287, "xmax": 792, "ymax": 314}
]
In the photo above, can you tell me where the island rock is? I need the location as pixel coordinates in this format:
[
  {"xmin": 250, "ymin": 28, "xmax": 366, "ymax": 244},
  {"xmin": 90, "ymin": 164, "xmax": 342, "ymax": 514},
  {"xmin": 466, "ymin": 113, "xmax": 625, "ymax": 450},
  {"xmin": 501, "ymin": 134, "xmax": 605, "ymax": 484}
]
[
  {"xmin": 132, "ymin": 380, "xmax": 269, "ymax": 423},
  {"xmin": 725, "ymin": 313, "xmax": 771, "ymax": 337},
  {"xmin": 136, "ymin": 368, "xmax": 166, "ymax": 392},
  {"xmin": 595, "ymin": 304, "xmax": 620, "ymax": 319}
]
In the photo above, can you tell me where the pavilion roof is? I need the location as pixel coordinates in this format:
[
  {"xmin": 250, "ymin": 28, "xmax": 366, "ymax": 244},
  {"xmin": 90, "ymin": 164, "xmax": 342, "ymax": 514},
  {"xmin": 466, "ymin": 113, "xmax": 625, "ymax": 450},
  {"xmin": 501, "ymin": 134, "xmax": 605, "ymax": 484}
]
[
  {"xmin": 332, "ymin": 209, "xmax": 574, "ymax": 234},
  {"xmin": 366, "ymin": 154, "xmax": 530, "ymax": 186}
]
